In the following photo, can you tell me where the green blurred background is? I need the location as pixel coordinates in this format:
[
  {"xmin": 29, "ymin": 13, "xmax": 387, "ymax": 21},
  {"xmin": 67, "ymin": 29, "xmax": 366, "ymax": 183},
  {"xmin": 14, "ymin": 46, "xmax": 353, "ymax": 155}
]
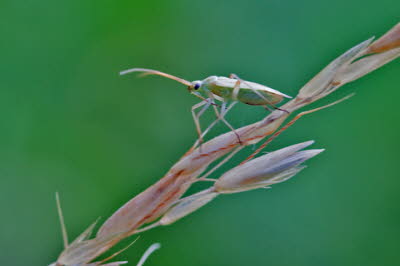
[{"xmin": 1, "ymin": 0, "xmax": 399, "ymax": 265}]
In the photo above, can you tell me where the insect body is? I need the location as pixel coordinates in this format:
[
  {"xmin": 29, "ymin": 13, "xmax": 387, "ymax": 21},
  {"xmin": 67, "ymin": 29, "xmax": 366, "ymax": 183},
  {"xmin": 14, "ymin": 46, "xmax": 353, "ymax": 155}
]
[
  {"xmin": 191, "ymin": 75, "xmax": 291, "ymax": 106},
  {"xmin": 120, "ymin": 68, "xmax": 291, "ymax": 146}
]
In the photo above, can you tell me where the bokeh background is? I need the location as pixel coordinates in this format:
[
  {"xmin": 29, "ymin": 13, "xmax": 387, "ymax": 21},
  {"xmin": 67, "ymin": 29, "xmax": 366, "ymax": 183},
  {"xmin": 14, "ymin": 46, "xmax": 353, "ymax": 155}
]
[{"xmin": 1, "ymin": 1, "xmax": 399, "ymax": 265}]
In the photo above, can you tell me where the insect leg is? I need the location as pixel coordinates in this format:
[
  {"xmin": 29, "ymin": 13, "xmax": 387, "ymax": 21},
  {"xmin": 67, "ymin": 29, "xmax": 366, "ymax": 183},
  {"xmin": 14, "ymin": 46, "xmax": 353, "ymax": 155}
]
[
  {"xmin": 191, "ymin": 100, "xmax": 237, "ymax": 149},
  {"xmin": 191, "ymin": 99, "xmax": 213, "ymax": 145},
  {"xmin": 191, "ymin": 92, "xmax": 220, "ymax": 107},
  {"xmin": 263, "ymin": 104, "xmax": 288, "ymax": 114},
  {"xmin": 209, "ymin": 96, "xmax": 243, "ymax": 145},
  {"xmin": 203, "ymin": 101, "xmax": 238, "ymax": 138},
  {"xmin": 263, "ymin": 105, "xmax": 273, "ymax": 112}
]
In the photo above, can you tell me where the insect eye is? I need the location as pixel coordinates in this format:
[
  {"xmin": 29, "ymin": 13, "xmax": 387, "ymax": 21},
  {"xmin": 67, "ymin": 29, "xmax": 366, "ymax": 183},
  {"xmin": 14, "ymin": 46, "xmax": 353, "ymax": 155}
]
[{"xmin": 194, "ymin": 83, "xmax": 201, "ymax": 90}]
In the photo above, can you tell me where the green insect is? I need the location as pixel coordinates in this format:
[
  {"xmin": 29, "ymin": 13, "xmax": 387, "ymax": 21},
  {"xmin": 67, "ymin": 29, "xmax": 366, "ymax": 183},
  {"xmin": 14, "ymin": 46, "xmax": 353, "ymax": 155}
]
[{"xmin": 120, "ymin": 68, "xmax": 291, "ymax": 145}]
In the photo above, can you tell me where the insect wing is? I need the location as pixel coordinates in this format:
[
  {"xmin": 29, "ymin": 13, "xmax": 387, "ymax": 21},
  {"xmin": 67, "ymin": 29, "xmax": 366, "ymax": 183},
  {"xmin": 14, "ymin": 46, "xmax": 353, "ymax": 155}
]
[{"xmin": 215, "ymin": 77, "xmax": 291, "ymax": 98}]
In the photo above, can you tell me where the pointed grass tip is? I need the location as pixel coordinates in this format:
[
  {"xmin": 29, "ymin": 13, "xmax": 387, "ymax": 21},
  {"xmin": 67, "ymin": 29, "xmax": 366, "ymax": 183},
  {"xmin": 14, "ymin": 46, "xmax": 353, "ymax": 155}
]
[{"xmin": 214, "ymin": 141, "xmax": 324, "ymax": 193}]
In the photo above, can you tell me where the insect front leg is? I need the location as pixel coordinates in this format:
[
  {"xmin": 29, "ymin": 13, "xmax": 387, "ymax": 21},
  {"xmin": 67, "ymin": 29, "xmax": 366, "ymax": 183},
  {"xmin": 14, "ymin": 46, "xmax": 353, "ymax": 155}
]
[
  {"xmin": 191, "ymin": 92, "xmax": 221, "ymax": 108},
  {"xmin": 191, "ymin": 99, "xmax": 213, "ymax": 145}
]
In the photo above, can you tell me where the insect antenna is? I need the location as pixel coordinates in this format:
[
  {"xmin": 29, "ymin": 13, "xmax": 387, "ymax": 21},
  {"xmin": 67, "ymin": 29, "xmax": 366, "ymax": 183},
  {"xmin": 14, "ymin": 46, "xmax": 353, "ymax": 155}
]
[{"xmin": 120, "ymin": 68, "xmax": 192, "ymax": 87}]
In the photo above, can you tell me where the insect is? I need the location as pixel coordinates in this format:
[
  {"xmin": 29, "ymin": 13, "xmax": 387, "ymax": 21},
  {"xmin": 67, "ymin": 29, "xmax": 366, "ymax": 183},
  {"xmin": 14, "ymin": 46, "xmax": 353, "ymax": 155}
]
[{"xmin": 120, "ymin": 68, "xmax": 291, "ymax": 145}]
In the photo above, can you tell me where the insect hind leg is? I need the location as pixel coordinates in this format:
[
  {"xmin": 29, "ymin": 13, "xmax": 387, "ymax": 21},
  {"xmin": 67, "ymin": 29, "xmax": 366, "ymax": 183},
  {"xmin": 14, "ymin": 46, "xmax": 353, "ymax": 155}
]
[
  {"xmin": 265, "ymin": 104, "xmax": 290, "ymax": 114},
  {"xmin": 191, "ymin": 100, "xmax": 237, "ymax": 150},
  {"xmin": 211, "ymin": 99, "xmax": 243, "ymax": 145},
  {"xmin": 272, "ymin": 106, "xmax": 290, "ymax": 114}
]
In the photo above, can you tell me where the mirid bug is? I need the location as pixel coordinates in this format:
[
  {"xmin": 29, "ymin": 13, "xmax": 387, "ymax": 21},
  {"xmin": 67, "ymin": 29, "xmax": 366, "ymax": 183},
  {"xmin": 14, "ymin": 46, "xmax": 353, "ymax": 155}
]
[{"xmin": 120, "ymin": 68, "xmax": 291, "ymax": 145}]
